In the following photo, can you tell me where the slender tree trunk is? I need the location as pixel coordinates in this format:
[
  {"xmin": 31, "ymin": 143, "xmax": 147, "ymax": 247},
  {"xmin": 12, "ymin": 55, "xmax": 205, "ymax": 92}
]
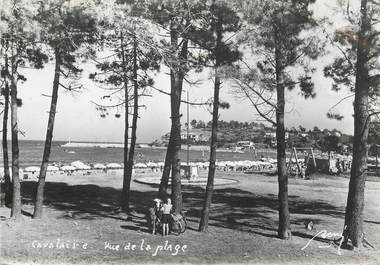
[
  {"xmin": 10, "ymin": 67, "xmax": 21, "ymax": 219},
  {"xmin": 170, "ymin": 92, "xmax": 182, "ymax": 214},
  {"xmin": 169, "ymin": 22, "xmax": 188, "ymax": 214},
  {"xmin": 158, "ymin": 123, "xmax": 174, "ymax": 197},
  {"xmin": 343, "ymin": 0, "xmax": 370, "ymax": 248},
  {"xmin": 120, "ymin": 32, "xmax": 130, "ymax": 212},
  {"xmin": 33, "ymin": 49, "xmax": 61, "ymax": 219},
  {"xmin": 2, "ymin": 55, "xmax": 12, "ymax": 207},
  {"xmin": 199, "ymin": 18, "xmax": 222, "ymax": 232},
  {"xmin": 275, "ymin": 33, "xmax": 291, "ymax": 239},
  {"xmin": 199, "ymin": 68, "xmax": 220, "ymax": 232},
  {"xmin": 124, "ymin": 36, "xmax": 139, "ymax": 212}
]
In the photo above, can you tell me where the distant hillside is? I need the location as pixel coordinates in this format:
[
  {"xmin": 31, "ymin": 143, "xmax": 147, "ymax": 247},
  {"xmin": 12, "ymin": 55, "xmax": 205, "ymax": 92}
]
[{"xmin": 154, "ymin": 119, "xmax": 357, "ymax": 153}]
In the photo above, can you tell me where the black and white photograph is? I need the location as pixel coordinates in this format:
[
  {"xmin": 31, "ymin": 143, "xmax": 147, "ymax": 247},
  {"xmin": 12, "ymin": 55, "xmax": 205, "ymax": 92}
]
[{"xmin": 0, "ymin": 0, "xmax": 379, "ymax": 264}]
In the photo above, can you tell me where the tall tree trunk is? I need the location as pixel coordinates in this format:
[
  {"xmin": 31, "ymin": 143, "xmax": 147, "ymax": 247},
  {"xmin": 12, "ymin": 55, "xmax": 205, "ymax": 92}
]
[
  {"xmin": 120, "ymin": 32, "xmax": 130, "ymax": 212},
  {"xmin": 158, "ymin": 132, "xmax": 174, "ymax": 197},
  {"xmin": 198, "ymin": 68, "xmax": 220, "ymax": 232},
  {"xmin": 169, "ymin": 22, "xmax": 188, "ymax": 214},
  {"xmin": 9, "ymin": 67, "xmax": 21, "ymax": 219},
  {"xmin": 2, "ymin": 55, "xmax": 12, "ymax": 207},
  {"xmin": 275, "ymin": 33, "xmax": 291, "ymax": 239},
  {"xmin": 199, "ymin": 17, "xmax": 222, "ymax": 232},
  {"xmin": 123, "ymin": 36, "xmax": 139, "ymax": 212},
  {"xmin": 170, "ymin": 93, "xmax": 182, "ymax": 214},
  {"xmin": 33, "ymin": 49, "xmax": 61, "ymax": 219},
  {"xmin": 343, "ymin": 0, "xmax": 370, "ymax": 248}
]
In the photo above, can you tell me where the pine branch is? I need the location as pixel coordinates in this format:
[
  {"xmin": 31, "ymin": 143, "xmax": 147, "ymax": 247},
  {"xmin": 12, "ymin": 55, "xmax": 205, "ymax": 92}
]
[
  {"xmin": 147, "ymin": 83, "xmax": 211, "ymax": 106},
  {"xmin": 328, "ymin": 94, "xmax": 355, "ymax": 113},
  {"xmin": 236, "ymin": 79, "xmax": 277, "ymax": 126},
  {"xmin": 232, "ymin": 75, "xmax": 277, "ymax": 110},
  {"xmin": 90, "ymin": 100, "xmax": 125, "ymax": 108},
  {"xmin": 325, "ymin": 29, "xmax": 356, "ymax": 71}
]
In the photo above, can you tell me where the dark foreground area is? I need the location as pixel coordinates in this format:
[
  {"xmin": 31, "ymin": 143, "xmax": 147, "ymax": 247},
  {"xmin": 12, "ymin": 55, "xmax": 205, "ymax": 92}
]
[{"xmin": 1, "ymin": 171, "xmax": 379, "ymax": 264}]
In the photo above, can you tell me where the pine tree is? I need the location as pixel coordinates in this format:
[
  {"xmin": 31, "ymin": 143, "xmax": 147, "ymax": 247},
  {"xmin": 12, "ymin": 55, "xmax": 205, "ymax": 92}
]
[
  {"xmin": 187, "ymin": 0, "xmax": 241, "ymax": 231},
  {"xmin": 1, "ymin": 0, "xmax": 48, "ymax": 219},
  {"xmin": 324, "ymin": 0, "xmax": 380, "ymax": 248},
  {"xmin": 33, "ymin": 0, "xmax": 97, "ymax": 218},
  {"xmin": 149, "ymin": 0, "xmax": 205, "ymax": 212},
  {"xmin": 231, "ymin": 0, "xmax": 324, "ymax": 238},
  {"xmin": 90, "ymin": 0, "xmax": 161, "ymax": 211}
]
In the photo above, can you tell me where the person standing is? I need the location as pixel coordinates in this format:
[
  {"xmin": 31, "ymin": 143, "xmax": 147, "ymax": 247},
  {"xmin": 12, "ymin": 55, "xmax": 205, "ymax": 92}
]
[{"xmin": 161, "ymin": 198, "xmax": 172, "ymax": 236}]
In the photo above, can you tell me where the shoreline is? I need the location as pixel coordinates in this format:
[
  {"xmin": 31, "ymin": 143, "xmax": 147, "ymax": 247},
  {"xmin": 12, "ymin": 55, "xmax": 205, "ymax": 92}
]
[{"xmin": 61, "ymin": 142, "xmax": 247, "ymax": 153}]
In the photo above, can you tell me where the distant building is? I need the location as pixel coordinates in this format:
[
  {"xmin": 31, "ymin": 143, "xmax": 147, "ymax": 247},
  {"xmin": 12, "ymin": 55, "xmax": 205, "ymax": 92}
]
[
  {"xmin": 181, "ymin": 132, "xmax": 199, "ymax": 141},
  {"xmin": 265, "ymin": 132, "xmax": 289, "ymax": 139},
  {"xmin": 180, "ymin": 129, "xmax": 211, "ymax": 142},
  {"xmin": 265, "ymin": 132, "xmax": 276, "ymax": 139}
]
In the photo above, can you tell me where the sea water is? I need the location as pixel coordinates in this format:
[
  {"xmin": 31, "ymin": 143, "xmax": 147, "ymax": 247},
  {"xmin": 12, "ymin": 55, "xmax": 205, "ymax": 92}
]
[{"xmin": 0, "ymin": 140, "xmax": 273, "ymax": 168}]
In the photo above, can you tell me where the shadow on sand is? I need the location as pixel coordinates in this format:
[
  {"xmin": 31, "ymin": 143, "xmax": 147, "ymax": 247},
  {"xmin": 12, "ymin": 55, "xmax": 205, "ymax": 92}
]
[{"xmin": 19, "ymin": 181, "xmax": 345, "ymax": 239}]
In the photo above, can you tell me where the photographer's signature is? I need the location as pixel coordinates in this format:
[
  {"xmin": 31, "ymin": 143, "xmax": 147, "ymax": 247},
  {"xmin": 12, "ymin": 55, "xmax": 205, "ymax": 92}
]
[{"xmin": 301, "ymin": 225, "xmax": 346, "ymax": 255}]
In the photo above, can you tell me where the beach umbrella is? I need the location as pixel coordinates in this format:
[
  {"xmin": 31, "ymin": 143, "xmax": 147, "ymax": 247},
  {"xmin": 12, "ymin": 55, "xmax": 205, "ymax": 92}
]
[
  {"xmin": 216, "ymin": 161, "xmax": 226, "ymax": 167},
  {"xmin": 71, "ymin": 160, "xmax": 84, "ymax": 167},
  {"xmin": 201, "ymin": 162, "xmax": 209, "ymax": 168},
  {"xmin": 47, "ymin": 165, "xmax": 60, "ymax": 172},
  {"xmin": 225, "ymin": 161, "xmax": 236, "ymax": 167},
  {"xmin": 60, "ymin": 165, "xmax": 76, "ymax": 171},
  {"xmin": 81, "ymin": 164, "xmax": 92, "ymax": 170},
  {"xmin": 233, "ymin": 161, "xmax": 244, "ymax": 169},
  {"xmin": 195, "ymin": 162, "xmax": 206, "ymax": 168},
  {"xmin": 134, "ymin": 163, "xmax": 147, "ymax": 168},
  {"xmin": 24, "ymin": 166, "xmax": 40, "ymax": 173},
  {"xmin": 93, "ymin": 163, "xmax": 106, "ymax": 169},
  {"xmin": 71, "ymin": 161, "xmax": 91, "ymax": 170},
  {"xmin": 106, "ymin": 163, "xmax": 122, "ymax": 169},
  {"xmin": 244, "ymin": 160, "xmax": 253, "ymax": 166},
  {"xmin": 146, "ymin": 162, "xmax": 157, "ymax": 168}
]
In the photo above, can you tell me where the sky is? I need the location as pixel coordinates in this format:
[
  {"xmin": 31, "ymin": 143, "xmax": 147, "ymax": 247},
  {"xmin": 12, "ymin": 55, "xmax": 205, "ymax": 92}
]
[{"xmin": 7, "ymin": 0, "xmax": 357, "ymax": 143}]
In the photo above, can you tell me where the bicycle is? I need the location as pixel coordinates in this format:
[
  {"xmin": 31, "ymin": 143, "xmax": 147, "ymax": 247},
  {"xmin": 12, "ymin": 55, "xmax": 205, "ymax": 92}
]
[{"xmin": 170, "ymin": 211, "xmax": 187, "ymax": 236}]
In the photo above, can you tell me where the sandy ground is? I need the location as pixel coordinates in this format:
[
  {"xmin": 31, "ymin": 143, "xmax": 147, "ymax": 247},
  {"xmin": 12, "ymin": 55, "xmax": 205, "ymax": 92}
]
[{"xmin": 0, "ymin": 170, "xmax": 379, "ymax": 265}]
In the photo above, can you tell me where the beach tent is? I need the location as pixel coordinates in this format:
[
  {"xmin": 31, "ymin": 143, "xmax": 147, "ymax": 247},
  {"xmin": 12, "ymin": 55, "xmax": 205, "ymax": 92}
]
[
  {"xmin": 24, "ymin": 166, "xmax": 40, "ymax": 173},
  {"xmin": 47, "ymin": 165, "xmax": 60, "ymax": 172},
  {"xmin": 93, "ymin": 163, "xmax": 106, "ymax": 169},
  {"xmin": 71, "ymin": 161, "xmax": 91, "ymax": 170},
  {"xmin": 146, "ymin": 162, "xmax": 158, "ymax": 168},
  {"xmin": 225, "ymin": 161, "xmax": 236, "ymax": 167},
  {"xmin": 196, "ymin": 162, "xmax": 208, "ymax": 168},
  {"xmin": 60, "ymin": 165, "xmax": 77, "ymax": 171},
  {"xmin": 216, "ymin": 161, "xmax": 228, "ymax": 167},
  {"xmin": 106, "ymin": 163, "xmax": 122, "ymax": 169},
  {"xmin": 134, "ymin": 163, "xmax": 147, "ymax": 168}
]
